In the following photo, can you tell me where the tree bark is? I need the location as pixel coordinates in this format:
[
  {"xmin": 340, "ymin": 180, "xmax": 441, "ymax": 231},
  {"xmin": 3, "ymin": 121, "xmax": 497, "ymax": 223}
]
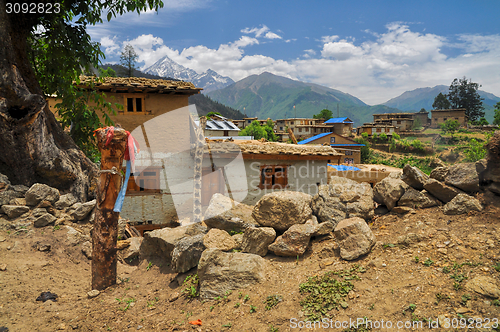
[
  {"xmin": 0, "ymin": 0, "xmax": 98, "ymax": 200},
  {"xmin": 92, "ymin": 127, "xmax": 127, "ymax": 290}
]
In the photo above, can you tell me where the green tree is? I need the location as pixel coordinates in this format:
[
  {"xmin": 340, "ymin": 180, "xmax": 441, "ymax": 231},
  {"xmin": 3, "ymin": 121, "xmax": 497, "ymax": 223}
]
[
  {"xmin": 0, "ymin": 0, "xmax": 163, "ymax": 200},
  {"xmin": 120, "ymin": 44, "xmax": 138, "ymax": 77},
  {"xmin": 206, "ymin": 111, "xmax": 222, "ymax": 119},
  {"xmin": 472, "ymin": 117, "xmax": 489, "ymax": 126},
  {"xmin": 239, "ymin": 121, "xmax": 268, "ymax": 140},
  {"xmin": 354, "ymin": 137, "xmax": 371, "ymax": 163},
  {"xmin": 432, "ymin": 93, "xmax": 451, "ymax": 110},
  {"xmin": 447, "ymin": 77, "xmax": 485, "ymax": 122},
  {"xmin": 98, "ymin": 66, "xmax": 116, "ymax": 77},
  {"xmin": 439, "ymin": 119, "xmax": 460, "ymax": 137},
  {"xmin": 313, "ymin": 109, "xmax": 333, "ymax": 121},
  {"xmin": 379, "ymin": 132, "xmax": 387, "ymax": 142},
  {"xmin": 493, "ymin": 102, "xmax": 500, "ymax": 126},
  {"xmin": 464, "ymin": 139, "xmax": 487, "ymax": 162},
  {"xmin": 412, "ymin": 117, "xmax": 422, "ymax": 130}
]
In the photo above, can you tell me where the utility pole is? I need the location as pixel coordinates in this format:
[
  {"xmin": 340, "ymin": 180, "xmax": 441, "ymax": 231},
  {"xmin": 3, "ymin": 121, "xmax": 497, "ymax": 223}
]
[
  {"xmin": 337, "ymin": 103, "xmax": 340, "ymax": 118},
  {"xmin": 294, "ymin": 104, "xmax": 296, "ymax": 119}
]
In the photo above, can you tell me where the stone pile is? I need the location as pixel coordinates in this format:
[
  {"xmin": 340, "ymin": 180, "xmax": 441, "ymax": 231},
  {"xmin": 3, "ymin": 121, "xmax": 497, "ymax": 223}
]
[
  {"xmin": 139, "ymin": 189, "xmax": 377, "ymax": 298},
  {"xmin": 374, "ymin": 164, "xmax": 483, "ymax": 215},
  {"xmin": 0, "ymin": 176, "xmax": 96, "ymax": 228}
]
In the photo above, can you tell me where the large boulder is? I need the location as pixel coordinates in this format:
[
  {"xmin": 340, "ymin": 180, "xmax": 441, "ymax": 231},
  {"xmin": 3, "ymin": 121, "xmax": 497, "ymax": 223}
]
[
  {"xmin": 203, "ymin": 194, "xmax": 259, "ymax": 232},
  {"xmin": 171, "ymin": 234, "xmax": 206, "ymax": 273},
  {"xmin": 252, "ymin": 191, "xmax": 313, "ymax": 231},
  {"xmin": 398, "ymin": 188, "xmax": 440, "ymax": 208},
  {"xmin": 483, "ymin": 132, "xmax": 500, "ymax": 185},
  {"xmin": 25, "ymin": 183, "xmax": 60, "ymax": 206},
  {"xmin": 423, "ymin": 178, "xmax": 461, "ymax": 203},
  {"xmin": 268, "ymin": 224, "xmax": 315, "ymax": 257},
  {"xmin": 0, "ymin": 189, "xmax": 25, "ymax": 207},
  {"xmin": 139, "ymin": 223, "xmax": 207, "ymax": 261},
  {"xmin": 373, "ymin": 177, "xmax": 408, "ymax": 210},
  {"xmin": 334, "ymin": 217, "xmax": 375, "ymax": 261},
  {"xmin": 34, "ymin": 213, "xmax": 57, "ymax": 228},
  {"xmin": 203, "ymin": 229, "xmax": 237, "ymax": 251},
  {"xmin": 197, "ymin": 249, "xmax": 266, "ymax": 299},
  {"xmin": 401, "ymin": 165, "xmax": 429, "ymax": 190},
  {"xmin": 70, "ymin": 200, "xmax": 96, "ymax": 221},
  {"xmin": 1, "ymin": 205, "xmax": 29, "ymax": 219},
  {"xmin": 445, "ymin": 163, "xmax": 480, "ymax": 193},
  {"xmin": 312, "ymin": 176, "xmax": 374, "ymax": 225},
  {"xmin": 121, "ymin": 237, "xmax": 143, "ymax": 261},
  {"xmin": 241, "ymin": 227, "xmax": 276, "ymax": 256},
  {"xmin": 465, "ymin": 276, "xmax": 500, "ymax": 298},
  {"xmin": 54, "ymin": 194, "xmax": 78, "ymax": 209},
  {"xmin": 430, "ymin": 166, "xmax": 449, "ymax": 182},
  {"xmin": 443, "ymin": 193, "xmax": 483, "ymax": 215}
]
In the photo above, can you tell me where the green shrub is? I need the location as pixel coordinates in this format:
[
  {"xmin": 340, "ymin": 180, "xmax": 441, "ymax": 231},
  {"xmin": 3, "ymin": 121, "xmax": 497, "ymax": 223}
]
[{"xmin": 464, "ymin": 138, "xmax": 487, "ymax": 162}]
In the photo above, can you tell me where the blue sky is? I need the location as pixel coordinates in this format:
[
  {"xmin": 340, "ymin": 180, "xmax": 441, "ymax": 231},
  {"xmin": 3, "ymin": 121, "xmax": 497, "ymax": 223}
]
[{"xmin": 88, "ymin": 0, "xmax": 500, "ymax": 105}]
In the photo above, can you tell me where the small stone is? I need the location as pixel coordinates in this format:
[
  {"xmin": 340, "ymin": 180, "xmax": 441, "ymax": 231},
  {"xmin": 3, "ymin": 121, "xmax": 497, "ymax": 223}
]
[
  {"xmin": 56, "ymin": 323, "xmax": 67, "ymax": 330},
  {"xmin": 438, "ymin": 315, "xmax": 448, "ymax": 328},
  {"xmin": 456, "ymin": 307, "xmax": 471, "ymax": 314},
  {"xmin": 81, "ymin": 241, "xmax": 92, "ymax": 260},
  {"xmin": 0, "ymin": 237, "xmax": 5, "ymax": 242},
  {"xmin": 169, "ymin": 292, "xmax": 180, "ymax": 302},
  {"xmin": 87, "ymin": 290, "xmax": 100, "ymax": 299},
  {"xmin": 437, "ymin": 248, "xmax": 448, "ymax": 255},
  {"xmin": 38, "ymin": 244, "xmax": 51, "ymax": 252},
  {"xmin": 0, "ymin": 263, "xmax": 6, "ymax": 271}
]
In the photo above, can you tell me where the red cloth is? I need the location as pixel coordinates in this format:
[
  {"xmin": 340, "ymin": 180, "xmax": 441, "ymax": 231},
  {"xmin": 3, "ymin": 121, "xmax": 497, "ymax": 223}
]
[
  {"xmin": 104, "ymin": 127, "xmax": 114, "ymax": 146},
  {"xmin": 188, "ymin": 319, "xmax": 202, "ymax": 326}
]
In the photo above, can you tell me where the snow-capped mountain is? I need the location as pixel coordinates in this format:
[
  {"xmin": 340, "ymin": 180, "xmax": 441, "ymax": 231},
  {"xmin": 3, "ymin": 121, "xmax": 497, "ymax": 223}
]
[{"xmin": 144, "ymin": 56, "xmax": 234, "ymax": 93}]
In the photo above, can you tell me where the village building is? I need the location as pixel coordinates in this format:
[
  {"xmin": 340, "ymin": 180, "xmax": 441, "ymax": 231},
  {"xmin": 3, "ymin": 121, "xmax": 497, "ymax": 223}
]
[
  {"xmin": 356, "ymin": 123, "xmax": 396, "ymax": 137},
  {"xmin": 372, "ymin": 109, "xmax": 430, "ymax": 132},
  {"xmin": 121, "ymin": 111, "xmax": 343, "ymax": 224},
  {"xmin": 275, "ymin": 117, "xmax": 353, "ymax": 141},
  {"xmin": 203, "ymin": 114, "xmax": 240, "ymax": 137},
  {"xmin": 46, "ymin": 76, "xmax": 202, "ymax": 132},
  {"xmin": 430, "ymin": 108, "xmax": 467, "ymax": 128},
  {"xmin": 298, "ymin": 132, "xmax": 364, "ymax": 164}
]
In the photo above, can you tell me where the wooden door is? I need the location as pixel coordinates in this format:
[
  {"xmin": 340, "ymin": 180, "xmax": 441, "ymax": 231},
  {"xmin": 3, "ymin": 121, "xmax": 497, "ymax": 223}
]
[{"xmin": 202, "ymin": 168, "xmax": 225, "ymax": 205}]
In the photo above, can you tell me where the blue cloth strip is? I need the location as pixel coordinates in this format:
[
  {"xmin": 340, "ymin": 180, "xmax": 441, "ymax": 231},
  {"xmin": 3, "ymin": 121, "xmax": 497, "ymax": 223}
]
[{"xmin": 113, "ymin": 160, "xmax": 131, "ymax": 213}]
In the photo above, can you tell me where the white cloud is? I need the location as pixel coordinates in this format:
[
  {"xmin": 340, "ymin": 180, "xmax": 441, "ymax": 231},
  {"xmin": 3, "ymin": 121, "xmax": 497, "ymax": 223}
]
[
  {"xmin": 241, "ymin": 24, "xmax": 282, "ymax": 40},
  {"xmin": 102, "ymin": 23, "xmax": 500, "ymax": 105},
  {"xmin": 321, "ymin": 35, "xmax": 339, "ymax": 43},
  {"xmin": 100, "ymin": 36, "xmax": 120, "ymax": 55},
  {"xmin": 264, "ymin": 32, "xmax": 282, "ymax": 40}
]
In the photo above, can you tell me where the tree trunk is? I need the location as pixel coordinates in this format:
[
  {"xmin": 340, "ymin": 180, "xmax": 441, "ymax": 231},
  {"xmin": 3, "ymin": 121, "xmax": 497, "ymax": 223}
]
[
  {"xmin": 92, "ymin": 127, "xmax": 127, "ymax": 290},
  {"xmin": 0, "ymin": 0, "xmax": 98, "ymax": 200}
]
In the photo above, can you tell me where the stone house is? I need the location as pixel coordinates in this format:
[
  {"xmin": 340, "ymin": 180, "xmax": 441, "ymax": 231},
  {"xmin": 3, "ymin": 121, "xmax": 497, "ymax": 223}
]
[
  {"xmin": 430, "ymin": 109, "xmax": 467, "ymax": 128},
  {"xmin": 46, "ymin": 76, "xmax": 202, "ymax": 132},
  {"xmin": 120, "ymin": 109, "xmax": 342, "ymax": 224},
  {"xmin": 372, "ymin": 109, "xmax": 430, "ymax": 131},
  {"xmin": 275, "ymin": 117, "xmax": 353, "ymax": 141},
  {"xmin": 298, "ymin": 132, "xmax": 364, "ymax": 164},
  {"xmin": 356, "ymin": 123, "xmax": 396, "ymax": 136}
]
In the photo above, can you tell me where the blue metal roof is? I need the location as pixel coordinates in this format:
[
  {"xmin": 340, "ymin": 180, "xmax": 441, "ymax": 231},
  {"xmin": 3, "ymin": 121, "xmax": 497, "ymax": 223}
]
[
  {"xmin": 324, "ymin": 117, "xmax": 354, "ymax": 124},
  {"xmin": 330, "ymin": 143, "xmax": 365, "ymax": 147},
  {"xmin": 328, "ymin": 165, "xmax": 361, "ymax": 171},
  {"xmin": 297, "ymin": 132, "xmax": 332, "ymax": 144}
]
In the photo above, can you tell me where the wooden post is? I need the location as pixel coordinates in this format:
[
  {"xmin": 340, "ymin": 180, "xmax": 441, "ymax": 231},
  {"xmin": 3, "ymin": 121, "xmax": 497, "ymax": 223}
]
[{"xmin": 92, "ymin": 127, "xmax": 128, "ymax": 290}]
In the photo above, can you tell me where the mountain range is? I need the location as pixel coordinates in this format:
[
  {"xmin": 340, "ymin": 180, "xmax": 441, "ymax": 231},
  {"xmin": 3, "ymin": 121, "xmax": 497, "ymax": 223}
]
[
  {"xmin": 207, "ymin": 72, "xmax": 400, "ymax": 125},
  {"xmin": 143, "ymin": 56, "xmax": 234, "ymax": 93},
  {"xmin": 383, "ymin": 85, "xmax": 500, "ymax": 122}
]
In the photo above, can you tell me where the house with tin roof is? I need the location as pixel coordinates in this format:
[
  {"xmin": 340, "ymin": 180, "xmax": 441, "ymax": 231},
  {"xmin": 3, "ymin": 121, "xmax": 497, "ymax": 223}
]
[
  {"xmin": 323, "ymin": 117, "xmax": 354, "ymax": 136},
  {"xmin": 298, "ymin": 132, "xmax": 364, "ymax": 164}
]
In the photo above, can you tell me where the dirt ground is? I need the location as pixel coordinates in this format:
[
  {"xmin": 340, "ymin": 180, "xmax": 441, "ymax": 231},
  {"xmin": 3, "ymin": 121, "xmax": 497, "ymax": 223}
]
[{"xmin": 1, "ymin": 196, "xmax": 500, "ymax": 332}]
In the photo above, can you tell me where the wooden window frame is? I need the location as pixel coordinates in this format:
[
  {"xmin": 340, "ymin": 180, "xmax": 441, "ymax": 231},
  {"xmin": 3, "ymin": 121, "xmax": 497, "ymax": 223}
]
[
  {"xmin": 259, "ymin": 165, "xmax": 288, "ymax": 190},
  {"xmin": 123, "ymin": 94, "xmax": 145, "ymax": 113},
  {"xmin": 330, "ymin": 137, "xmax": 335, "ymax": 143},
  {"xmin": 345, "ymin": 150, "xmax": 353, "ymax": 156},
  {"xmin": 126, "ymin": 166, "xmax": 162, "ymax": 195}
]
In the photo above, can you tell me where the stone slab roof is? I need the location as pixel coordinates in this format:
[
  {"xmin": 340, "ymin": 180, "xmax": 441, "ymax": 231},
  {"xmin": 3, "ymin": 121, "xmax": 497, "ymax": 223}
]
[{"xmin": 75, "ymin": 76, "xmax": 202, "ymax": 94}]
